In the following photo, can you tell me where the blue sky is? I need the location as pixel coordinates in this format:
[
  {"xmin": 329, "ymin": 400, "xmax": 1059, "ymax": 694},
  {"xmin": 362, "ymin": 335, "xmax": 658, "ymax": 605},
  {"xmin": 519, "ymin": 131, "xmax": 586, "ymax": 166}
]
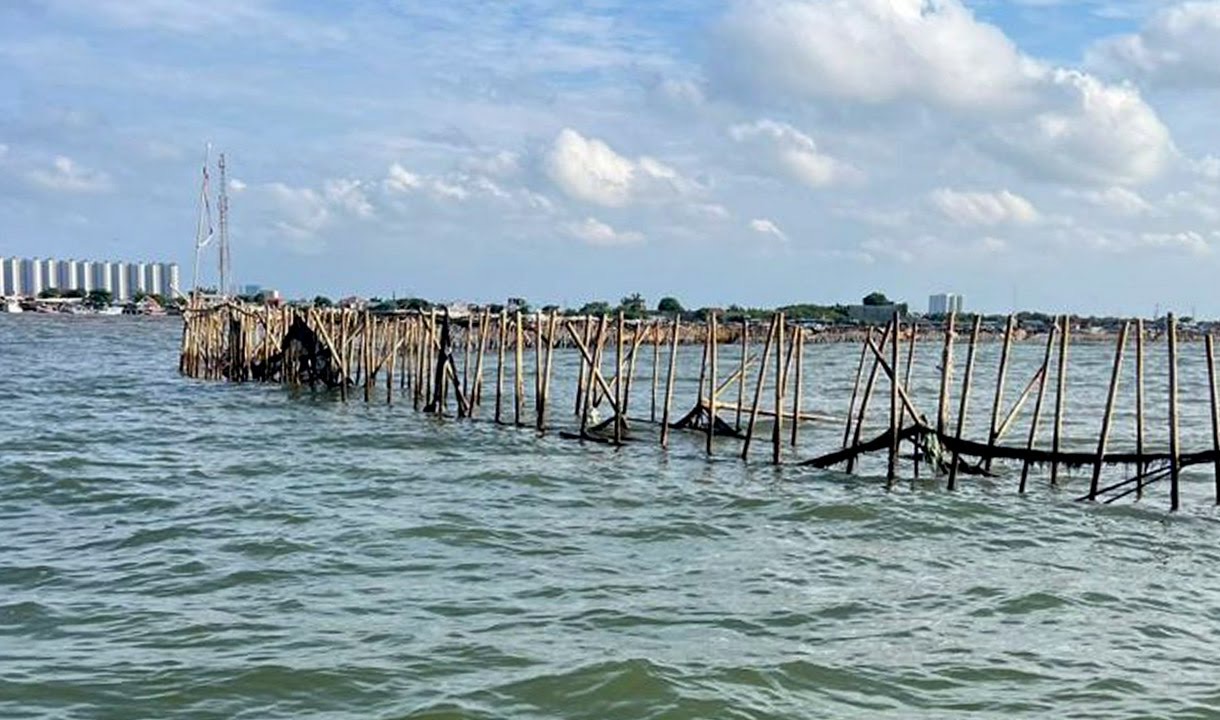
[{"xmin": 2, "ymin": 0, "xmax": 1219, "ymax": 315}]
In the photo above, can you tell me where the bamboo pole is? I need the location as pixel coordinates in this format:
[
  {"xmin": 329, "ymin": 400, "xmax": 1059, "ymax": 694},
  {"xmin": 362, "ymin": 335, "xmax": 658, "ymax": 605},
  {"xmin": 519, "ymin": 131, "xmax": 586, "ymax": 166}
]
[
  {"xmin": 514, "ymin": 310, "xmax": 525, "ymax": 427},
  {"xmin": 947, "ymin": 315, "xmax": 982, "ymax": 490},
  {"xmin": 888, "ymin": 311, "xmax": 900, "ymax": 484},
  {"xmin": 1135, "ymin": 319, "xmax": 1146, "ymax": 499},
  {"xmin": 707, "ymin": 312, "xmax": 718, "ymax": 456},
  {"xmin": 1019, "ymin": 324, "xmax": 1058, "ymax": 493},
  {"xmin": 903, "ymin": 322, "xmax": 919, "ymax": 479},
  {"xmin": 1168, "ymin": 313, "xmax": 1180, "ymax": 511},
  {"xmin": 742, "ymin": 314, "xmax": 777, "ymax": 461},
  {"xmin": 841, "ymin": 330, "xmax": 871, "ymax": 452},
  {"xmin": 1050, "ymin": 315, "xmax": 1071, "ymax": 487},
  {"xmin": 791, "ymin": 325, "xmax": 804, "ymax": 447},
  {"xmin": 540, "ymin": 312, "xmax": 558, "ymax": 431},
  {"xmin": 1209, "ymin": 334, "xmax": 1220, "ymax": 505},
  {"xmin": 938, "ymin": 312, "xmax": 956, "ymax": 436},
  {"xmin": 1089, "ymin": 321, "xmax": 1130, "ymax": 500},
  {"xmin": 650, "ymin": 322, "xmax": 660, "ymax": 423},
  {"xmin": 772, "ymin": 312, "xmax": 785, "ymax": 465},
  {"xmin": 661, "ymin": 316, "xmax": 680, "ymax": 448},
  {"xmin": 386, "ymin": 319, "xmax": 397, "ymax": 405},
  {"xmin": 495, "ymin": 310, "xmax": 506, "ymax": 424},
  {"xmin": 847, "ymin": 322, "xmax": 893, "ymax": 473},
  {"xmin": 737, "ymin": 318, "xmax": 749, "ymax": 431},
  {"xmin": 985, "ymin": 315, "xmax": 1015, "ymax": 472},
  {"xmin": 614, "ymin": 312, "xmax": 625, "ymax": 443},
  {"xmin": 534, "ymin": 310, "xmax": 543, "ymax": 425},
  {"xmin": 581, "ymin": 315, "xmax": 608, "ymax": 438}
]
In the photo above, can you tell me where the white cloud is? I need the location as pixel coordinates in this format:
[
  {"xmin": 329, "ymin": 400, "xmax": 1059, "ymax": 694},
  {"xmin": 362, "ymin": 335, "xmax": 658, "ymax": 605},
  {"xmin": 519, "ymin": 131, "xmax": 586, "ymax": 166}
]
[
  {"xmin": 714, "ymin": 1, "xmax": 1174, "ymax": 187},
  {"xmin": 1088, "ymin": 1, "xmax": 1220, "ymax": 88},
  {"xmin": 323, "ymin": 179, "xmax": 373, "ymax": 218},
  {"xmin": 566, "ymin": 217, "xmax": 644, "ymax": 247},
  {"xmin": 27, "ymin": 156, "xmax": 113, "ymax": 193},
  {"xmin": 544, "ymin": 128, "xmax": 695, "ymax": 207},
  {"xmin": 729, "ymin": 119, "xmax": 855, "ymax": 188},
  {"xmin": 1067, "ymin": 186, "xmax": 1152, "ymax": 216},
  {"xmin": 989, "ymin": 70, "xmax": 1173, "ymax": 186},
  {"xmin": 546, "ymin": 129, "xmax": 636, "ymax": 207},
  {"xmin": 715, "ymin": 0, "xmax": 1040, "ymax": 111},
  {"xmin": 384, "ymin": 163, "xmax": 423, "ymax": 193},
  {"xmin": 749, "ymin": 217, "xmax": 789, "ymax": 242},
  {"xmin": 930, "ymin": 188, "xmax": 1038, "ymax": 225},
  {"xmin": 228, "ymin": 178, "xmax": 247, "ymax": 192},
  {"xmin": 1137, "ymin": 231, "xmax": 1210, "ymax": 255}
]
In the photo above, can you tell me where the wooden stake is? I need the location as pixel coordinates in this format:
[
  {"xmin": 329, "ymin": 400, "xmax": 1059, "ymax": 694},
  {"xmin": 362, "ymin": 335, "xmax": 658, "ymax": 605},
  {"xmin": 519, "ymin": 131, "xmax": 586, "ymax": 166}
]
[
  {"xmin": 1089, "ymin": 321, "xmax": 1130, "ymax": 500},
  {"xmin": 742, "ymin": 314, "xmax": 777, "ymax": 461},
  {"xmin": 737, "ymin": 318, "xmax": 749, "ymax": 431},
  {"xmin": 1135, "ymin": 318, "xmax": 1146, "ymax": 499},
  {"xmin": 1050, "ymin": 315, "xmax": 1071, "ymax": 487},
  {"xmin": 1168, "ymin": 312, "xmax": 1180, "ymax": 511},
  {"xmin": 938, "ymin": 312, "xmax": 956, "ymax": 436},
  {"xmin": 847, "ymin": 322, "xmax": 893, "ymax": 473},
  {"xmin": 1019, "ymin": 324, "xmax": 1058, "ymax": 493},
  {"xmin": 707, "ymin": 312, "xmax": 717, "ymax": 456},
  {"xmin": 495, "ymin": 309, "xmax": 506, "ymax": 424},
  {"xmin": 791, "ymin": 325, "xmax": 804, "ymax": 447},
  {"xmin": 772, "ymin": 312, "xmax": 785, "ymax": 465},
  {"xmin": 947, "ymin": 315, "xmax": 982, "ymax": 490},
  {"xmin": 514, "ymin": 310, "xmax": 525, "ymax": 427},
  {"xmin": 888, "ymin": 311, "xmax": 900, "ymax": 484},
  {"xmin": 985, "ymin": 315, "xmax": 1015, "ymax": 472},
  {"xmin": 650, "ymin": 322, "xmax": 660, "ymax": 423},
  {"xmin": 1208, "ymin": 334, "xmax": 1220, "ymax": 505},
  {"xmin": 661, "ymin": 316, "xmax": 680, "ymax": 448}
]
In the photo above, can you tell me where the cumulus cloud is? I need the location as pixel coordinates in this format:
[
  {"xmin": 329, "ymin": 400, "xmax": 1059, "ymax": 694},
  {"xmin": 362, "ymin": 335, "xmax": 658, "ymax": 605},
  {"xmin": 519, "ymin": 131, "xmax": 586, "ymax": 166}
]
[
  {"xmin": 989, "ymin": 70, "xmax": 1173, "ymax": 186},
  {"xmin": 729, "ymin": 119, "xmax": 856, "ymax": 188},
  {"xmin": 566, "ymin": 217, "xmax": 644, "ymax": 246},
  {"xmin": 27, "ymin": 155, "xmax": 114, "ymax": 193},
  {"xmin": 545, "ymin": 128, "xmax": 694, "ymax": 207},
  {"xmin": 749, "ymin": 217, "xmax": 789, "ymax": 242},
  {"xmin": 715, "ymin": 0, "xmax": 1040, "ymax": 111},
  {"xmin": 1066, "ymin": 186, "xmax": 1153, "ymax": 216},
  {"xmin": 1088, "ymin": 1, "xmax": 1220, "ymax": 88},
  {"xmin": 930, "ymin": 188, "xmax": 1038, "ymax": 225},
  {"xmin": 713, "ymin": 0, "xmax": 1174, "ymax": 187}
]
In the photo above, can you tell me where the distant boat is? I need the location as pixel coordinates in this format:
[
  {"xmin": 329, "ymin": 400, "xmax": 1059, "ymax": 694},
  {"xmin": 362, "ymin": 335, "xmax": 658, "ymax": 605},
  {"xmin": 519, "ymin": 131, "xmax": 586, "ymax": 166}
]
[
  {"xmin": 2, "ymin": 297, "xmax": 22, "ymax": 313},
  {"xmin": 98, "ymin": 305, "xmax": 123, "ymax": 316}
]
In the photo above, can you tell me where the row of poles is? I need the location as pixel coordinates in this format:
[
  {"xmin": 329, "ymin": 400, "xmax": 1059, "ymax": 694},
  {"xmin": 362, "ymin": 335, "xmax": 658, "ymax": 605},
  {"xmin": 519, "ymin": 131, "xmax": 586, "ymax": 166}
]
[{"xmin": 179, "ymin": 302, "xmax": 1220, "ymax": 510}]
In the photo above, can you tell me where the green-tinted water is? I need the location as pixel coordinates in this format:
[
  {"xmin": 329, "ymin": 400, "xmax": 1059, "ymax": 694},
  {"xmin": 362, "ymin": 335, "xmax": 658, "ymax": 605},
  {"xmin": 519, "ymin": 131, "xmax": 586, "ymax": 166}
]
[{"xmin": 3, "ymin": 316, "xmax": 1220, "ymax": 718}]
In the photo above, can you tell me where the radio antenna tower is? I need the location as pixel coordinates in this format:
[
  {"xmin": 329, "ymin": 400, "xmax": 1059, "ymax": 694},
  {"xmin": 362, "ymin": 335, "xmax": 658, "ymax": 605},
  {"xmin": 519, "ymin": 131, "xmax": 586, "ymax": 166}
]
[{"xmin": 217, "ymin": 153, "xmax": 231, "ymax": 298}]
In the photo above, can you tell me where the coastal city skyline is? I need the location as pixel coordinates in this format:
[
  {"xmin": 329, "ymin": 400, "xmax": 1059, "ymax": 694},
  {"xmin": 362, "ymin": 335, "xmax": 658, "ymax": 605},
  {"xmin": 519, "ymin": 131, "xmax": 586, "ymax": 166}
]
[
  {"xmin": 0, "ymin": 256, "xmax": 179, "ymax": 301},
  {"xmin": 2, "ymin": 2, "xmax": 1219, "ymax": 317}
]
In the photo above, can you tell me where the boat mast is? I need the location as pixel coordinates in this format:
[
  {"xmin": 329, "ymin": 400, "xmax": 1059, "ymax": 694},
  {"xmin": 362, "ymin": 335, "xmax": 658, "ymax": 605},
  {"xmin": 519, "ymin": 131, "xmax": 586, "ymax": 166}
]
[
  {"xmin": 191, "ymin": 143, "xmax": 213, "ymax": 299},
  {"xmin": 217, "ymin": 153, "xmax": 231, "ymax": 298}
]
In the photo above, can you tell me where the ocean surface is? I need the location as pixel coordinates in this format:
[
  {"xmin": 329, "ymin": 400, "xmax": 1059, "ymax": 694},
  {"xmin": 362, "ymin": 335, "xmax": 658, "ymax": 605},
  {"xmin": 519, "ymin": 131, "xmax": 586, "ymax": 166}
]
[{"xmin": 3, "ymin": 315, "xmax": 1220, "ymax": 719}]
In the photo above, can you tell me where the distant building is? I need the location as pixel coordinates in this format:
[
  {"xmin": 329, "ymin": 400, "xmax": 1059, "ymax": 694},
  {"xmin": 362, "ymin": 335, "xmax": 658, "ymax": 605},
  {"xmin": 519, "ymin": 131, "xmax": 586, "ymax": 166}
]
[
  {"xmin": 928, "ymin": 293, "xmax": 965, "ymax": 316},
  {"xmin": 111, "ymin": 263, "xmax": 129, "ymax": 301},
  {"xmin": 144, "ymin": 263, "xmax": 163, "ymax": 298},
  {"xmin": 60, "ymin": 259, "xmax": 78, "ymax": 291},
  {"xmin": 21, "ymin": 258, "xmax": 43, "ymax": 297},
  {"xmin": 43, "ymin": 258, "xmax": 59, "ymax": 291},
  {"xmin": 128, "ymin": 262, "xmax": 146, "ymax": 296},
  {"xmin": 92, "ymin": 261, "xmax": 112, "ymax": 295},
  {"xmin": 162, "ymin": 263, "xmax": 180, "ymax": 298}
]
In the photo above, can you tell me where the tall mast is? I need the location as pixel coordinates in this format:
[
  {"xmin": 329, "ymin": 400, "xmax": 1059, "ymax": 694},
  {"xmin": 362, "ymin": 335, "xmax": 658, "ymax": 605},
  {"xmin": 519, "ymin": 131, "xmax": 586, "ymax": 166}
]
[
  {"xmin": 217, "ymin": 153, "xmax": 230, "ymax": 297},
  {"xmin": 191, "ymin": 143, "xmax": 213, "ymax": 298}
]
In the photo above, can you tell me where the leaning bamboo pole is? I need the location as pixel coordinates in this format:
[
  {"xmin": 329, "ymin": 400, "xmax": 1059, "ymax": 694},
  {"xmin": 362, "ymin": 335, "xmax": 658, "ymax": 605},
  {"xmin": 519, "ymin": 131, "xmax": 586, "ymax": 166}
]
[
  {"xmin": 707, "ymin": 312, "xmax": 718, "ymax": 456},
  {"xmin": 1088, "ymin": 321, "xmax": 1130, "ymax": 500},
  {"xmin": 1019, "ymin": 324, "xmax": 1058, "ymax": 493},
  {"xmin": 742, "ymin": 314, "xmax": 777, "ymax": 461},
  {"xmin": 1208, "ymin": 333, "xmax": 1220, "ymax": 505},
  {"xmin": 985, "ymin": 315, "xmax": 1015, "ymax": 472},
  {"xmin": 661, "ymin": 316, "xmax": 680, "ymax": 448},
  {"xmin": 947, "ymin": 315, "xmax": 982, "ymax": 491},
  {"xmin": 772, "ymin": 312, "xmax": 786, "ymax": 465},
  {"xmin": 888, "ymin": 311, "xmax": 900, "ymax": 484}
]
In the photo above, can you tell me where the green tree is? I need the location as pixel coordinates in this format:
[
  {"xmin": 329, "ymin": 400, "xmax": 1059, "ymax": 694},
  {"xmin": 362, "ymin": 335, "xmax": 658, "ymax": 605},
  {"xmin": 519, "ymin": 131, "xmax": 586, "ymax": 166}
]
[
  {"xmin": 313, "ymin": 295, "xmax": 334, "ymax": 308},
  {"xmin": 862, "ymin": 291, "xmax": 891, "ymax": 306},
  {"xmin": 619, "ymin": 293, "xmax": 647, "ymax": 319},
  {"xmin": 38, "ymin": 288, "xmax": 62, "ymax": 299},
  {"xmin": 657, "ymin": 296, "xmax": 684, "ymax": 314},
  {"xmin": 579, "ymin": 300, "xmax": 612, "ymax": 316},
  {"xmin": 84, "ymin": 289, "xmax": 113, "ymax": 309}
]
